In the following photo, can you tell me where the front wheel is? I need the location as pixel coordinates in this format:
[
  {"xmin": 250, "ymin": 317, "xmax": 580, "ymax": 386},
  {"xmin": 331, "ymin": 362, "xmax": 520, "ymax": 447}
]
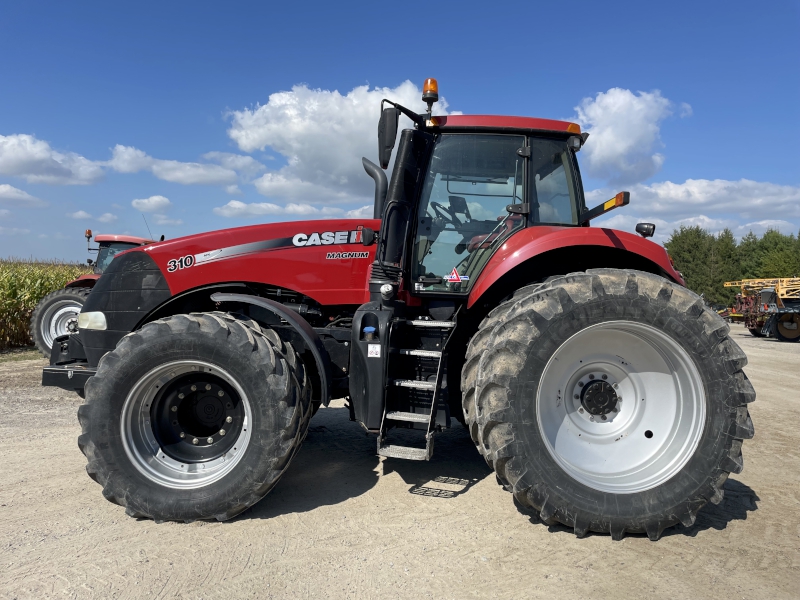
[
  {"xmin": 30, "ymin": 287, "xmax": 90, "ymax": 357},
  {"xmin": 775, "ymin": 313, "xmax": 800, "ymax": 342},
  {"xmin": 77, "ymin": 312, "xmax": 312, "ymax": 522},
  {"xmin": 462, "ymin": 269, "xmax": 755, "ymax": 540}
]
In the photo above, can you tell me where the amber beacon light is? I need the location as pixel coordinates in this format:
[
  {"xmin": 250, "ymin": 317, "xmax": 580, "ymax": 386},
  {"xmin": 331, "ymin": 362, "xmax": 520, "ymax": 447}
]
[{"xmin": 422, "ymin": 78, "xmax": 439, "ymax": 115}]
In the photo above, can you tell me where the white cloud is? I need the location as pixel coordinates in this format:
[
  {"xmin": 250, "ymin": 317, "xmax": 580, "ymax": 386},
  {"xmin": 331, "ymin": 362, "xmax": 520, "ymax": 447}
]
[
  {"xmin": 589, "ymin": 178, "xmax": 800, "ymax": 243},
  {"xmin": 574, "ymin": 88, "xmax": 679, "ymax": 185},
  {"xmin": 0, "ymin": 183, "xmax": 47, "ymax": 207},
  {"xmin": 225, "ymin": 184, "xmax": 242, "ymax": 195},
  {"xmin": 68, "ymin": 210, "xmax": 93, "ymax": 219},
  {"xmin": 132, "ymin": 195, "xmax": 172, "ymax": 213},
  {"xmin": 152, "ymin": 213, "xmax": 183, "ymax": 226},
  {"xmin": 213, "ymin": 199, "xmax": 345, "ymax": 218},
  {"xmin": 109, "ymin": 145, "xmax": 238, "ymax": 185},
  {"xmin": 345, "ymin": 205, "xmax": 374, "ymax": 219},
  {"xmin": 227, "ymin": 81, "xmax": 457, "ymax": 204},
  {"xmin": 202, "ymin": 152, "xmax": 265, "ymax": 178},
  {"xmin": 97, "ymin": 212, "xmax": 118, "ymax": 223},
  {"xmin": 0, "ymin": 134, "xmax": 104, "ymax": 185},
  {"xmin": 0, "ymin": 226, "xmax": 30, "ymax": 235}
]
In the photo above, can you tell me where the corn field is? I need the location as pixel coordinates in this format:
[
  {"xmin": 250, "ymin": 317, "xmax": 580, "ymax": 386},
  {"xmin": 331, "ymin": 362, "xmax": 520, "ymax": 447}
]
[{"xmin": 0, "ymin": 259, "xmax": 92, "ymax": 351}]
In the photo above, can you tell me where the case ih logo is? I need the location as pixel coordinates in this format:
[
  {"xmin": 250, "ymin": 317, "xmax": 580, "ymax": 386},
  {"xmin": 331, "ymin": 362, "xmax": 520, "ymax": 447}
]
[{"xmin": 292, "ymin": 227, "xmax": 363, "ymax": 247}]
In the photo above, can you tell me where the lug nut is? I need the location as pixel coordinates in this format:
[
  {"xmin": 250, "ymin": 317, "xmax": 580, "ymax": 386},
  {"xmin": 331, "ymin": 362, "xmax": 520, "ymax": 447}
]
[
  {"xmin": 602, "ymin": 374, "xmax": 607, "ymax": 380},
  {"xmin": 601, "ymin": 415, "xmax": 607, "ymax": 421},
  {"xmin": 192, "ymin": 438, "xmax": 199, "ymax": 445},
  {"xmin": 218, "ymin": 390, "xmax": 224, "ymax": 397},
  {"xmin": 578, "ymin": 408, "xmax": 584, "ymax": 413},
  {"xmin": 589, "ymin": 416, "xmax": 594, "ymax": 421},
  {"xmin": 178, "ymin": 393, "xmax": 185, "ymax": 399},
  {"xmin": 179, "ymin": 432, "xmax": 186, "ymax": 438},
  {"xmin": 219, "ymin": 429, "xmax": 226, "ymax": 436},
  {"xmin": 191, "ymin": 385, "xmax": 197, "ymax": 392},
  {"xmin": 613, "ymin": 383, "xmax": 618, "ymax": 389},
  {"xmin": 574, "ymin": 394, "xmax": 579, "ymax": 399},
  {"xmin": 589, "ymin": 374, "xmax": 595, "ymax": 380},
  {"xmin": 578, "ymin": 381, "xmax": 584, "ymax": 387},
  {"xmin": 226, "ymin": 416, "xmax": 233, "ymax": 423},
  {"xmin": 206, "ymin": 437, "xmax": 214, "ymax": 444},
  {"xmin": 171, "ymin": 405, "xmax": 177, "ymax": 412},
  {"xmin": 205, "ymin": 384, "xmax": 212, "ymax": 391}
]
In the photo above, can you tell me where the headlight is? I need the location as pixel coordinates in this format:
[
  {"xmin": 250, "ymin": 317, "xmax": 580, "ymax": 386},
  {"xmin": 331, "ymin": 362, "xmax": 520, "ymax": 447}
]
[{"xmin": 78, "ymin": 311, "xmax": 107, "ymax": 330}]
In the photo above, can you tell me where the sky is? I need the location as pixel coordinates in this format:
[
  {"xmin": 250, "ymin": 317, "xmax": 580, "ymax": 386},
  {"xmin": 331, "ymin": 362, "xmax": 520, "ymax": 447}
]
[{"xmin": 1, "ymin": 1, "xmax": 798, "ymax": 260}]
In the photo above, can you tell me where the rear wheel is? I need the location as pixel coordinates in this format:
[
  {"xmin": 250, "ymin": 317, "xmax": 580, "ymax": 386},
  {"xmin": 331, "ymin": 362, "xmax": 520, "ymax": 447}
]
[
  {"xmin": 78, "ymin": 312, "xmax": 312, "ymax": 521},
  {"xmin": 748, "ymin": 327, "xmax": 765, "ymax": 338},
  {"xmin": 462, "ymin": 269, "xmax": 755, "ymax": 540},
  {"xmin": 775, "ymin": 314, "xmax": 800, "ymax": 342},
  {"xmin": 30, "ymin": 287, "xmax": 90, "ymax": 357}
]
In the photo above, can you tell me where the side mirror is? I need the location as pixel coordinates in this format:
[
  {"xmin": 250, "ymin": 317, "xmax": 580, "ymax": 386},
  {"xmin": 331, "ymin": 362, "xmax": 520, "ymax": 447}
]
[
  {"xmin": 361, "ymin": 227, "xmax": 376, "ymax": 246},
  {"xmin": 448, "ymin": 195, "xmax": 470, "ymax": 219},
  {"xmin": 635, "ymin": 223, "xmax": 656, "ymax": 238},
  {"xmin": 378, "ymin": 107, "xmax": 400, "ymax": 169},
  {"xmin": 86, "ymin": 258, "xmax": 94, "ymax": 265},
  {"xmin": 580, "ymin": 192, "xmax": 630, "ymax": 224}
]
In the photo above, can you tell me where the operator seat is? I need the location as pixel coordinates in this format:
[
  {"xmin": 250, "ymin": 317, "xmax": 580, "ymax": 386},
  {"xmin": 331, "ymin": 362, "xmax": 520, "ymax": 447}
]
[{"xmin": 467, "ymin": 215, "xmax": 523, "ymax": 252}]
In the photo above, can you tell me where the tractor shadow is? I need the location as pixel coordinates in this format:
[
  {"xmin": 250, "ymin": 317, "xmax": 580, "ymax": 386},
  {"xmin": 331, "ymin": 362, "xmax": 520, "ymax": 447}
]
[
  {"xmin": 242, "ymin": 403, "xmax": 382, "ymax": 519},
  {"xmin": 517, "ymin": 478, "xmax": 760, "ymax": 539},
  {"xmin": 241, "ymin": 410, "xmax": 491, "ymax": 520}
]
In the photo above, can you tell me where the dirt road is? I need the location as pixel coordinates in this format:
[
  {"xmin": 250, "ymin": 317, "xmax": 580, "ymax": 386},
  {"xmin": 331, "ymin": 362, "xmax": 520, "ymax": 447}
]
[{"xmin": 1, "ymin": 325, "xmax": 798, "ymax": 599}]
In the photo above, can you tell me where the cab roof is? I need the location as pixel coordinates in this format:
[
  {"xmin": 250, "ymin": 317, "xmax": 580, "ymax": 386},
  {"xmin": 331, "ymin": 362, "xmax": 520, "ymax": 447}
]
[
  {"xmin": 94, "ymin": 234, "xmax": 153, "ymax": 245},
  {"xmin": 431, "ymin": 114, "xmax": 580, "ymax": 134}
]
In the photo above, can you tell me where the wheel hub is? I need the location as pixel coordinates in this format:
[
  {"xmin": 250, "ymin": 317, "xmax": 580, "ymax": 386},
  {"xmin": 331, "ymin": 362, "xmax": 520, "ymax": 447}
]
[
  {"xmin": 150, "ymin": 374, "xmax": 244, "ymax": 464},
  {"xmin": 581, "ymin": 380, "xmax": 619, "ymax": 415}
]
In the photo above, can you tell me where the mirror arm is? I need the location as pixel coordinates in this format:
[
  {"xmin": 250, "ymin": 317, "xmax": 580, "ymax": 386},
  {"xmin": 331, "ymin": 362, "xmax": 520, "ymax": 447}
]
[
  {"xmin": 381, "ymin": 99, "xmax": 425, "ymax": 126},
  {"xmin": 580, "ymin": 192, "xmax": 630, "ymax": 224}
]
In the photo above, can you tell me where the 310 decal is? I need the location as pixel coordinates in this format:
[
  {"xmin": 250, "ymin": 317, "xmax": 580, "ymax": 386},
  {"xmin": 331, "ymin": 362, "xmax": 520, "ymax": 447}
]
[{"xmin": 167, "ymin": 255, "xmax": 195, "ymax": 272}]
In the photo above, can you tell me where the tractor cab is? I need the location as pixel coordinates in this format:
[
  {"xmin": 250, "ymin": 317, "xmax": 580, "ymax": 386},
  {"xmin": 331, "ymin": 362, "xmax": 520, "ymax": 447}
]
[
  {"xmin": 86, "ymin": 230, "xmax": 155, "ymax": 274},
  {"xmin": 410, "ymin": 130, "xmax": 582, "ymax": 294}
]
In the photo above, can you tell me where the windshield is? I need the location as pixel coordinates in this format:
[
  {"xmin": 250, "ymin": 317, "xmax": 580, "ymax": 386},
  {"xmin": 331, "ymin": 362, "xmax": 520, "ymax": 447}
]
[
  {"xmin": 412, "ymin": 134, "xmax": 525, "ymax": 293},
  {"xmin": 94, "ymin": 242, "xmax": 138, "ymax": 273}
]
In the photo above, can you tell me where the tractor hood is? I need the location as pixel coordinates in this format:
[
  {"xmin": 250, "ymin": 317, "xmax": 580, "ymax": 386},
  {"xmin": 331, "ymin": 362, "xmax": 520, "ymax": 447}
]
[{"xmin": 132, "ymin": 218, "xmax": 381, "ymax": 306}]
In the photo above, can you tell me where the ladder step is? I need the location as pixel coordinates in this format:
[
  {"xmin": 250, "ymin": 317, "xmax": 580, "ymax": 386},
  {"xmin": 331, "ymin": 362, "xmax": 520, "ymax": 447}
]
[
  {"xmin": 398, "ymin": 349, "xmax": 442, "ymax": 358},
  {"xmin": 386, "ymin": 411, "xmax": 430, "ymax": 423},
  {"xmin": 410, "ymin": 320, "xmax": 455, "ymax": 328},
  {"xmin": 377, "ymin": 444, "xmax": 429, "ymax": 461},
  {"xmin": 392, "ymin": 379, "xmax": 436, "ymax": 390}
]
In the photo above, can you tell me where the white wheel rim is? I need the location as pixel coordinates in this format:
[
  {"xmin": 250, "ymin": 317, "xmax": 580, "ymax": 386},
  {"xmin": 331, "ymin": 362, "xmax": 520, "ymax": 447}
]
[
  {"xmin": 41, "ymin": 300, "xmax": 82, "ymax": 347},
  {"xmin": 536, "ymin": 321, "xmax": 706, "ymax": 494},
  {"xmin": 121, "ymin": 360, "xmax": 252, "ymax": 489}
]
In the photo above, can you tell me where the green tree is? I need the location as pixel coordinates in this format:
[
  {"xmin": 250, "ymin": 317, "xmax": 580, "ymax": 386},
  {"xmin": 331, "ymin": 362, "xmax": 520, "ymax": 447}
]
[
  {"xmin": 665, "ymin": 226, "xmax": 714, "ymax": 299},
  {"xmin": 737, "ymin": 231, "xmax": 762, "ymax": 279},
  {"xmin": 709, "ymin": 229, "xmax": 740, "ymax": 305}
]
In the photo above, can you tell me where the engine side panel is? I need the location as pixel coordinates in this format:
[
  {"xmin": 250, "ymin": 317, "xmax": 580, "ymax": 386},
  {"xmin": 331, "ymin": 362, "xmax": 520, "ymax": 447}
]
[
  {"xmin": 467, "ymin": 226, "xmax": 684, "ymax": 308},
  {"xmin": 137, "ymin": 219, "xmax": 380, "ymax": 305}
]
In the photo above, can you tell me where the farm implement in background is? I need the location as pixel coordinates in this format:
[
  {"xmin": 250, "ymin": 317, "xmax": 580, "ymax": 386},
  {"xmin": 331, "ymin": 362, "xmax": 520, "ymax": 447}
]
[{"xmin": 724, "ymin": 278, "xmax": 800, "ymax": 342}]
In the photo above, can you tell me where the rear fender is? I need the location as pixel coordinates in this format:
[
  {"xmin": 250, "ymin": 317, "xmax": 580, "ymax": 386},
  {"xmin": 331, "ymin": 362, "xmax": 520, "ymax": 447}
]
[
  {"xmin": 65, "ymin": 274, "xmax": 100, "ymax": 288},
  {"xmin": 467, "ymin": 227, "xmax": 683, "ymax": 308},
  {"xmin": 210, "ymin": 292, "xmax": 332, "ymax": 406}
]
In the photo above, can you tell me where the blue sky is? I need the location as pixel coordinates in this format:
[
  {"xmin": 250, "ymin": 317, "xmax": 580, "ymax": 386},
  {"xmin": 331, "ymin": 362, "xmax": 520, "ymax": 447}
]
[{"xmin": 1, "ymin": 1, "xmax": 798, "ymax": 260}]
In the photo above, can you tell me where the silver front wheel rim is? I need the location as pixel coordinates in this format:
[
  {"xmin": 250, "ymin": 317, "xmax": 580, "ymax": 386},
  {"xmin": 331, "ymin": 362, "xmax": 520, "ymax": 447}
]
[
  {"xmin": 121, "ymin": 360, "xmax": 252, "ymax": 489},
  {"xmin": 536, "ymin": 321, "xmax": 706, "ymax": 494},
  {"xmin": 42, "ymin": 300, "xmax": 82, "ymax": 347}
]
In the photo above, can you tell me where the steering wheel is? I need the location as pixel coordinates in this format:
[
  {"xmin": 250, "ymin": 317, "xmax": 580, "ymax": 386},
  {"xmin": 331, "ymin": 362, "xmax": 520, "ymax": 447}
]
[{"xmin": 430, "ymin": 202, "xmax": 462, "ymax": 230}]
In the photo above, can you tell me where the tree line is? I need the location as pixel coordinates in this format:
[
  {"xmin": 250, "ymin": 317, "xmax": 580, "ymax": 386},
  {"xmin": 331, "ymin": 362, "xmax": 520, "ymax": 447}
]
[{"xmin": 664, "ymin": 227, "xmax": 800, "ymax": 306}]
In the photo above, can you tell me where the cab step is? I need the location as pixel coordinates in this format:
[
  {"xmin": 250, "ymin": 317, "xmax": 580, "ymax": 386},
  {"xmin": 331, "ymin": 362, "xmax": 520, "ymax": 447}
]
[
  {"xmin": 410, "ymin": 320, "xmax": 455, "ymax": 328},
  {"xmin": 392, "ymin": 379, "xmax": 436, "ymax": 390},
  {"xmin": 398, "ymin": 349, "xmax": 442, "ymax": 358},
  {"xmin": 377, "ymin": 442, "xmax": 431, "ymax": 461},
  {"xmin": 386, "ymin": 411, "xmax": 429, "ymax": 423}
]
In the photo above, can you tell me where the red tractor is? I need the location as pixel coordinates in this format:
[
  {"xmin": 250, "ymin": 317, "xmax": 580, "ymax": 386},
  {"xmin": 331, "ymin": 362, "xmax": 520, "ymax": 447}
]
[
  {"xmin": 42, "ymin": 80, "xmax": 754, "ymax": 540},
  {"xmin": 30, "ymin": 230, "xmax": 153, "ymax": 357}
]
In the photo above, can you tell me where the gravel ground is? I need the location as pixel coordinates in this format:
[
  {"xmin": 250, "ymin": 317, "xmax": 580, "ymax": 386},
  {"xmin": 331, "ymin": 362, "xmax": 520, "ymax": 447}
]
[{"xmin": 0, "ymin": 324, "xmax": 798, "ymax": 599}]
